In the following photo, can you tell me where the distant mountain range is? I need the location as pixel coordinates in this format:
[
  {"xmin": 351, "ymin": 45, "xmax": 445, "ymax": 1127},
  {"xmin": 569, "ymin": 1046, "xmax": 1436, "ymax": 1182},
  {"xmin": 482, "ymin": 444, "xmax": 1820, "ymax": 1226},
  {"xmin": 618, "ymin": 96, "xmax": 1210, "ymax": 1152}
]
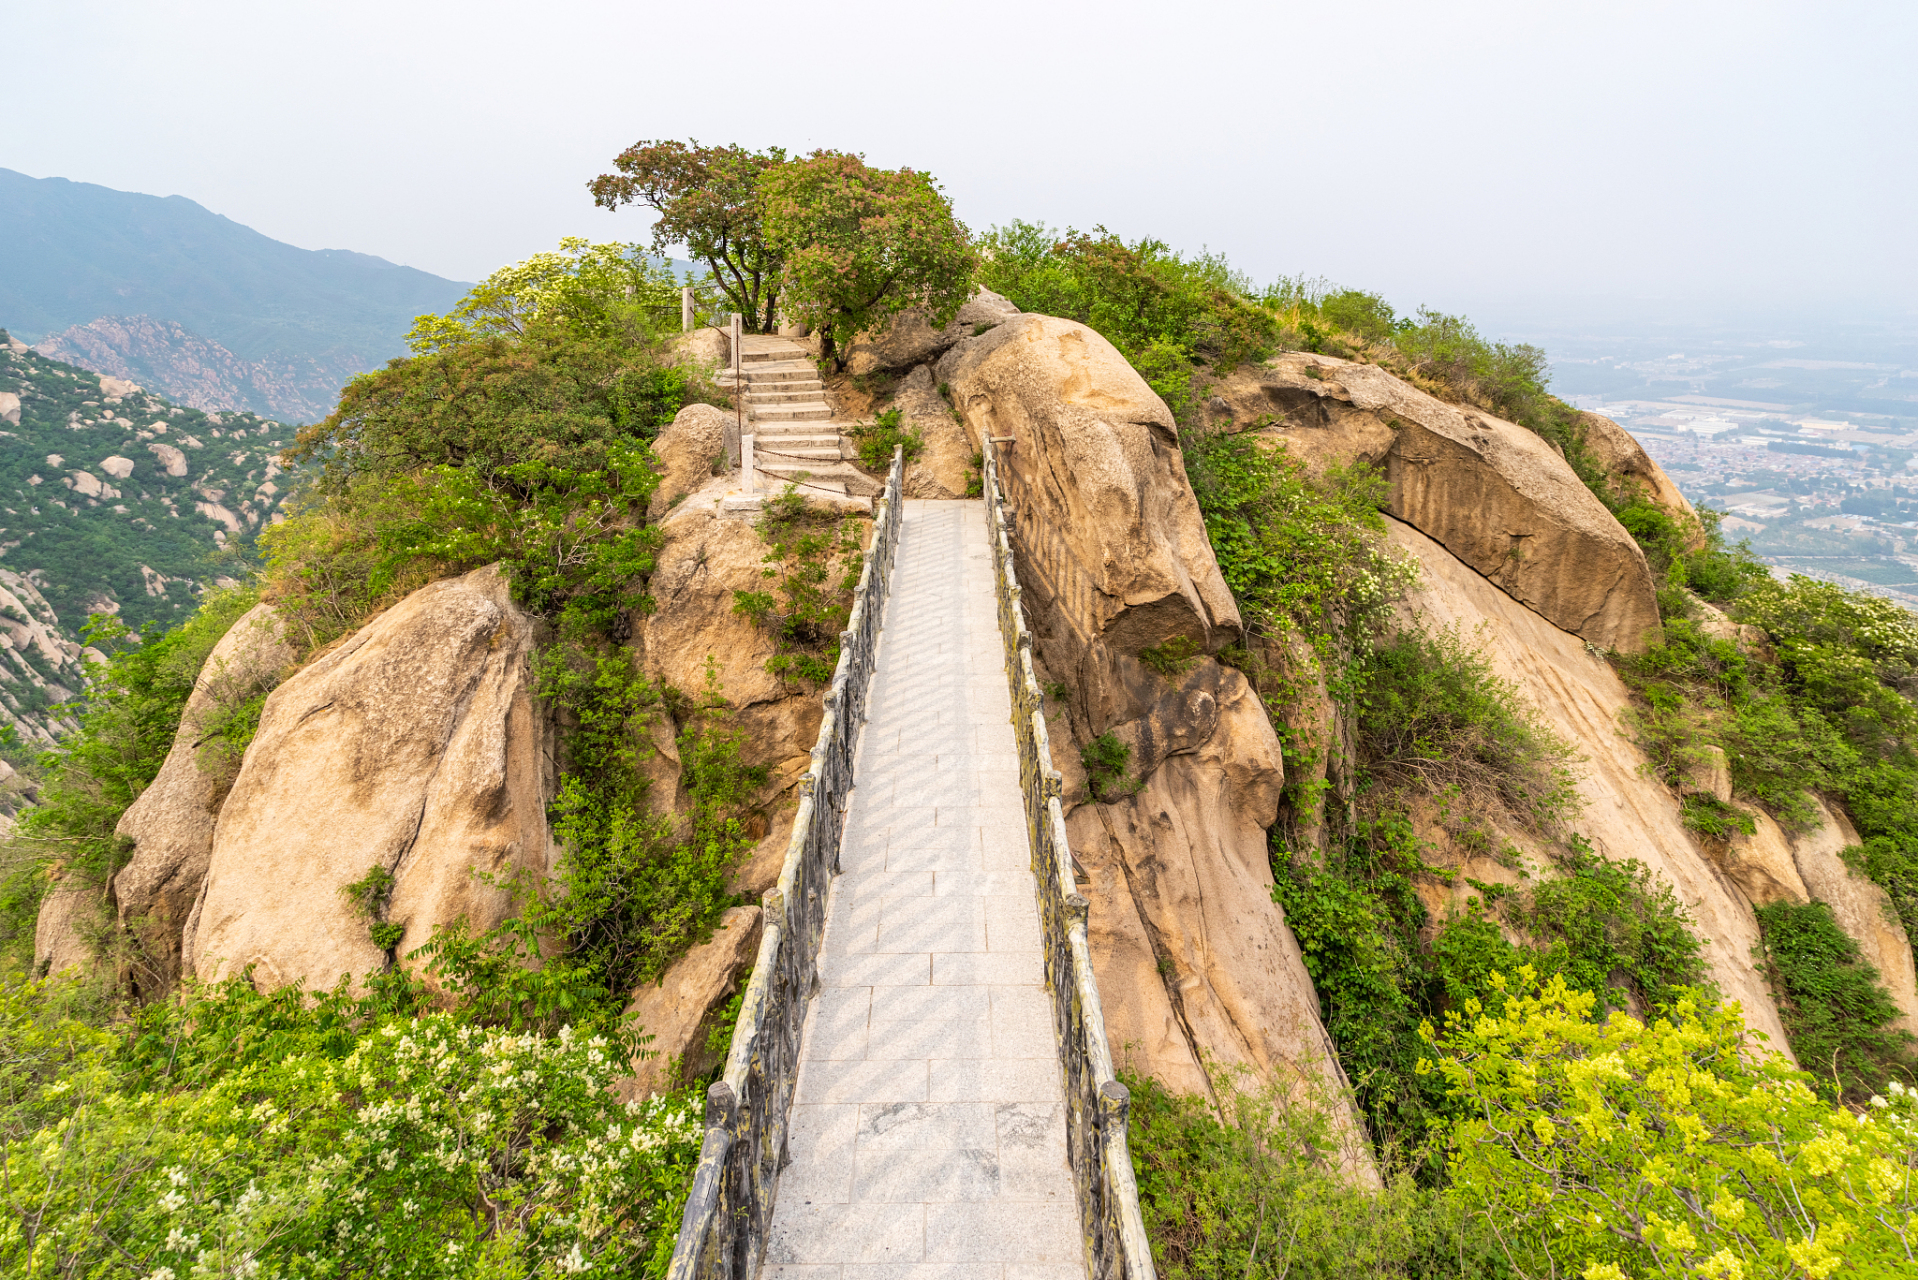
[{"xmin": 0, "ymin": 169, "xmax": 468, "ymax": 422}]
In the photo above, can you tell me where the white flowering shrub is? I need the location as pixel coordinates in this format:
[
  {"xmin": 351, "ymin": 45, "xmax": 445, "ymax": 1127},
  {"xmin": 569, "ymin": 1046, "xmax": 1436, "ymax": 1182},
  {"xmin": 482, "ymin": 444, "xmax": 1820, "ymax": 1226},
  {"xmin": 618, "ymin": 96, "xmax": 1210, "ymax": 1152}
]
[{"xmin": 0, "ymin": 972, "xmax": 702, "ymax": 1277}]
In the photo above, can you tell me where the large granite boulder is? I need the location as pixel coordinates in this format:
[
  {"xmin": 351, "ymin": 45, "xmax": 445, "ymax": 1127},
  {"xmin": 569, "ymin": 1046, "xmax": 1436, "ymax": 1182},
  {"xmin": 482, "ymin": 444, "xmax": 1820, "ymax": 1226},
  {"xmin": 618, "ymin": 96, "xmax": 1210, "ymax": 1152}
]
[
  {"xmin": 1215, "ymin": 354, "xmax": 1661, "ymax": 652},
  {"xmin": 938, "ymin": 314, "xmax": 1366, "ymax": 1170},
  {"xmin": 844, "ymin": 287, "xmax": 1019, "ymax": 377},
  {"xmin": 649, "ymin": 403, "xmax": 733, "ymax": 520},
  {"xmin": 936, "ymin": 313, "xmax": 1241, "ymax": 675},
  {"xmin": 188, "ymin": 564, "xmax": 552, "ymax": 990},
  {"xmin": 1576, "ymin": 410, "xmax": 1702, "ymax": 544},
  {"xmin": 110, "ymin": 604, "xmax": 295, "ymax": 991},
  {"xmin": 617, "ymin": 905, "xmax": 763, "ymax": 1099}
]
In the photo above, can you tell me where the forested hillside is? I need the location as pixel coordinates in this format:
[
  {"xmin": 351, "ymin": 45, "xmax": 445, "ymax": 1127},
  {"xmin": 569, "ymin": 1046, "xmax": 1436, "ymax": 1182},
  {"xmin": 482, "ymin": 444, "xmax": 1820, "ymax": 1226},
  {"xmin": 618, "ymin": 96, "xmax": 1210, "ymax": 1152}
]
[{"xmin": 0, "ymin": 329, "xmax": 289, "ymax": 740}]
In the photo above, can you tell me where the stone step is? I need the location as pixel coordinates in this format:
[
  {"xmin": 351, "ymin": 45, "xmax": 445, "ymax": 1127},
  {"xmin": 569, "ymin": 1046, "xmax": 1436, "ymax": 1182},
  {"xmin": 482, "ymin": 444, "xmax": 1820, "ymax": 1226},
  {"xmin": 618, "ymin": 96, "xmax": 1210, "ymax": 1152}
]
[
  {"xmin": 741, "ymin": 346, "xmax": 810, "ymax": 365},
  {"xmin": 753, "ymin": 404, "xmax": 833, "ymax": 422},
  {"xmin": 750, "ymin": 434, "xmax": 842, "ymax": 450},
  {"xmin": 759, "ymin": 459, "xmax": 862, "ymax": 479},
  {"xmin": 745, "ymin": 387, "xmax": 829, "ymax": 404},
  {"xmin": 756, "ymin": 445, "xmax": 845, "ymax": 462}
]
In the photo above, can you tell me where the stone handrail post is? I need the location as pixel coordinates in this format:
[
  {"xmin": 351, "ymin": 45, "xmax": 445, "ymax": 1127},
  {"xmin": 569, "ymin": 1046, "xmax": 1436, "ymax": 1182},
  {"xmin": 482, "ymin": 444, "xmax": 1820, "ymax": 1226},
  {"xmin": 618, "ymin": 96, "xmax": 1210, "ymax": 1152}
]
[
  {"xmin": 665, "ymin": 446, "xmax": 906, "ymax": 1280},
  {"xmin": 981, "ymin": 446, "xmax": 1157, "ymax": 1280}
]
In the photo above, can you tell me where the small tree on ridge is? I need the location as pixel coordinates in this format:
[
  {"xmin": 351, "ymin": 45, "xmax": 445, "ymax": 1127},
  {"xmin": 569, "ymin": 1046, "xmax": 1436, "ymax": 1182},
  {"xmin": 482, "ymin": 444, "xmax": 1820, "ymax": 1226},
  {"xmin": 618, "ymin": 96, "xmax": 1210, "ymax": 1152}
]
[{"xmin": 760, "ymin": 152, "xmax": 976, "ymax": 370}]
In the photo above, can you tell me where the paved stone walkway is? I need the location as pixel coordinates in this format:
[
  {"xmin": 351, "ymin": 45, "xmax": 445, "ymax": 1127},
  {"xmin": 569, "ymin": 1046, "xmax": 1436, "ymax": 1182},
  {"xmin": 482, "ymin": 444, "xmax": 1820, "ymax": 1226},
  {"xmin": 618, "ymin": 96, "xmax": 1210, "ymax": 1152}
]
[{"xmin": 766, "ymin": 500, "xmax": 1085, "ymax": 1280}]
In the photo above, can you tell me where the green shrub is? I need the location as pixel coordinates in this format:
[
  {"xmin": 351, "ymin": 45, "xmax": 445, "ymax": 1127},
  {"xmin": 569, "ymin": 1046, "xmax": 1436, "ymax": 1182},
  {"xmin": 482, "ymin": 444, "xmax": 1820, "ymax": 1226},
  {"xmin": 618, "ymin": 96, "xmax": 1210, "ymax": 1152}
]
[
  {"xmin": 1435, "ymin": 970, "xmax": 1918, "ymax": 1280},
  {"xmin": 1138, "ymin": 635, "xmax": 1201, "ymax": 680},
  {"xmin": 1180, "ymin": 430, "xmax": 1412, "ymax": 660},
  {"xmin": 734, "ymin": 500, "xmax": 866, "ymax": 688},
  {"xmin": 530, "ymin": 651, "xmax": 764, "ymax": 996},
  {"xmin": 1680, "ymin": 792, "xmax": 1758, "ymax": 837},
  {"xmin": 0, "ymin": 967, "xmax": 703, "ymax": 1278},
  {"xmin": 1354, "ymin": 625, "xmax": 1582, "ymax": 837},
  {"xmin": 976, "ymin": 221, "xmax": 1279, "ymax": 373},
  {"xmin": 1081, "ymin": 733, "xmax": 1141, "ymax": 802},
  {"xmin": 1755, "ymin": 899, "xmax": 1918, "ymax": 1103},
  {"xmin": 848, "ymin": 406, "xmax": 923, "ymax": 471},
  {"xmin": 1124, "ymin": 1069, "xmax": 1498, "ymax": 1280}
]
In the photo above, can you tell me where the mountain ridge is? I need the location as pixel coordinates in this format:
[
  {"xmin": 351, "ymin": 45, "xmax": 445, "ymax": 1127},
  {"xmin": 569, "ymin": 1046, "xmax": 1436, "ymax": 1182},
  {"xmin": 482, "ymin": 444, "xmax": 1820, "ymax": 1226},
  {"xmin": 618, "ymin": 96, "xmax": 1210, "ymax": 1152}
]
[{"xmin": 0, "ymin": 168, "xmax": 468, "ymax": 419}]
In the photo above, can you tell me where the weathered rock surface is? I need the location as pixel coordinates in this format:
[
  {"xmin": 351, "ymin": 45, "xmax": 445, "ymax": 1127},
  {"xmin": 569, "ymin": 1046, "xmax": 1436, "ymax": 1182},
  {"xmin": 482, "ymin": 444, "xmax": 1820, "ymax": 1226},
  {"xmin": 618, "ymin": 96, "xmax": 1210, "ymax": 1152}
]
[
  {"xmin": 637, "ymin": 503, "xmax": 825, "ymax": 782},
  {"xmin": 892, "ymin": 365, "xmax": 972, "ymax": 499},
  {"xmin": 1684, "ymin": 745, "xmax": 1733, "ymax": 804},
  {"xmin": 937, "ymin": 313, "xmax": 1241, "ymax": 667},
  {"xmin": 1719, "ymin": 810, "xmax": 1814, "ymax": 909},
  {"xmin": 1576, "ymin": 410, "xmax": 1702, "ymax": 542},
  {"xmin": 617, "ymin": 905, "xmax": 763, "ymax": 1099},
  {"xmin": 109, "ymin": 604, "xmax": 294, "ymax": 991},
  {"xmin": 672, "ymin": 327, "xmax": 732, "ymax": 374},
  {"xmin": 845, "ymin": 288, "xmax": 1019, "ymax": 377},
  {"xmin": 34, "ymin": 883, "xmax": 100, "ymax": 978},
  {"xmin": 1216, "ymin": 354, "xmax": 1661, "ymax": 652},
  {"xmin": 189, "ymin": 564, "xmax": 552, "ymax": 990},
  {"xmin": 1789, "ymin": 798, "xmax": 1918, "ymax": 1036},
  {"xmin": 938, "ymin": 314, "xmax": 1364, "ymax": 1167},
  {"xmin": 1386, "ymin": 517, "xmax": 1794, "ymax": 1054},
  {"xmin": 649, "ymin": 403, "xmax": 732, "ymax": 520}
]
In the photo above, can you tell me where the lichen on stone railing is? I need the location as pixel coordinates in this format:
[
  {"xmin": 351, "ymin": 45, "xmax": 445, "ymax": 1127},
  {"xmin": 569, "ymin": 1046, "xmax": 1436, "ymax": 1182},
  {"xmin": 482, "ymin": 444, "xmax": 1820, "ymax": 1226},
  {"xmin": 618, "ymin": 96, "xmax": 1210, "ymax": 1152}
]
[
  {"xmin": 666, "ymin": 446, "xmax": 905, "ymax": 1280},
  {"xmin": 981, "ymin": 447, "xmax": 1157, "ymax": 1280}
]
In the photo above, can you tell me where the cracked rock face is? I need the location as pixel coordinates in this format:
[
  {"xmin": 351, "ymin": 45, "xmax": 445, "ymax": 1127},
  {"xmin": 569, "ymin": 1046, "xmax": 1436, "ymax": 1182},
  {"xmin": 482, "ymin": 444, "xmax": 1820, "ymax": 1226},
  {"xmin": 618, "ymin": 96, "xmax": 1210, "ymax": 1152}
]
[
  {"xmin": 188, "ymin": 564, "xmax": 553, "ymax": 990},
  {"xmin": 938, "ymin": 314, "xmax": 1371, "ymax": 1179},
  {"xmin": 1214, "ymin": 353, "xmax": 1663, "ymax": 652},
  {"xmin": 106, "ymin": 603, "xmax": 296, "ymax": 992}
]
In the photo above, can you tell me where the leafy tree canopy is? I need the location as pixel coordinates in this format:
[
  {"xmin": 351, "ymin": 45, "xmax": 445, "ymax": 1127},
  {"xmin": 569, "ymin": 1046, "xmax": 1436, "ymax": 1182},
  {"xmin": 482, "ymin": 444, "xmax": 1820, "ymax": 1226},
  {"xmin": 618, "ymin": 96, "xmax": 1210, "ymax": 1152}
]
[
  {"xmin": 590, "ymin": 140, "xmax": 790, "ymax": 332},
  {"xmin": 403, "ymin": 238, "xmax": 682, "ymax": 353},
  {"xmin": 761, "ymin": 152, "xmax": 977, "ymax": 370}
]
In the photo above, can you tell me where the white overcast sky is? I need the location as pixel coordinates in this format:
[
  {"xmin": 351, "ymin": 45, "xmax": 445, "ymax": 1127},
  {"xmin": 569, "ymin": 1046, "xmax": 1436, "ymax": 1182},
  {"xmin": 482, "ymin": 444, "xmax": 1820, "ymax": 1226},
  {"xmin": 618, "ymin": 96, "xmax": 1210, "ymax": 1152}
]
[{"xmin": 4, "ymin": 0, "xmax": 1914, "ymax": 330}]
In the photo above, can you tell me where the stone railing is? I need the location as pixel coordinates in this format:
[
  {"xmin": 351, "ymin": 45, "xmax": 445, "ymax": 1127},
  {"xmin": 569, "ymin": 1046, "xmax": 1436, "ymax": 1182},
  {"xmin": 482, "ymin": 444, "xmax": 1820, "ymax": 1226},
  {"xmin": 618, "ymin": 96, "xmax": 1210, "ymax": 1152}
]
[
  {"xmin": 666, "ymin": 446, "xmax": 905, "ymax": 1280},
  {"xmin": 981, "ymin": 448, "xmax": 1157, "ymax": 1280}
]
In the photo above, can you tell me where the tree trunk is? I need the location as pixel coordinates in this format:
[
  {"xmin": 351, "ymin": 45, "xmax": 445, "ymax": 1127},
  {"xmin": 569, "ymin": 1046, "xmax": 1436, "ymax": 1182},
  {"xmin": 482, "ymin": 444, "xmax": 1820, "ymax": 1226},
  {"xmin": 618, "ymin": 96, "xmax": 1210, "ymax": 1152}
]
[{"xmin": 819, "ymin": 328, "xmax": 839, "ymax": 371}]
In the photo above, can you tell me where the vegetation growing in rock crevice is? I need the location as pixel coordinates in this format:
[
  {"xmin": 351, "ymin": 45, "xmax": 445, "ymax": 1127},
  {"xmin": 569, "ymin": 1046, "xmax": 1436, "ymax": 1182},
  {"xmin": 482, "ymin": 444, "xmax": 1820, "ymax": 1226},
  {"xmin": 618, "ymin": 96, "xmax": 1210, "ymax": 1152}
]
[
  {"xmin": 733, "ymin": 487, "xmax": 867, "ymax": 688},
  {"xmin": 1755, "ymin": 899, "xmax": 1918, "ymax": 1103}
]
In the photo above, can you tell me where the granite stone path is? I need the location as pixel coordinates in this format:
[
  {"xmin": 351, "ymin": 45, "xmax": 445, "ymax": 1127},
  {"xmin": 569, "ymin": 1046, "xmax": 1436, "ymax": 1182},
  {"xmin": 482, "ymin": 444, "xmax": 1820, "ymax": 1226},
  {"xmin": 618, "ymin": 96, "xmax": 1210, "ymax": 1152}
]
[{"xmin": 765, "ymin": 499, "xmax": 1086, "ymax": 1280}]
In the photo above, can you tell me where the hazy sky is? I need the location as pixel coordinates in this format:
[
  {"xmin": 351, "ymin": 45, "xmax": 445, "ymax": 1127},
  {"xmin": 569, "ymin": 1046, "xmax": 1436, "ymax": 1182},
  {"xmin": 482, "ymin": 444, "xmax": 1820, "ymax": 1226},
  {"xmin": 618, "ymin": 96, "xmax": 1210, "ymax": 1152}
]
[{"xmin": 5, "ymin": 0, "xmax": 1914, "ymax": 330}]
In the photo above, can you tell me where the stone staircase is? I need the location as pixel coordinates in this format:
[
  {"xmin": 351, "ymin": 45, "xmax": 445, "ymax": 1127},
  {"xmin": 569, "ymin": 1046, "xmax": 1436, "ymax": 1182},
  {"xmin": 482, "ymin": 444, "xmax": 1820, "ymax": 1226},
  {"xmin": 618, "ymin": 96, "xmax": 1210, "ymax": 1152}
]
[{"xmin": 721, "ymin": 334, "xmax": 874, "ymax": 501}]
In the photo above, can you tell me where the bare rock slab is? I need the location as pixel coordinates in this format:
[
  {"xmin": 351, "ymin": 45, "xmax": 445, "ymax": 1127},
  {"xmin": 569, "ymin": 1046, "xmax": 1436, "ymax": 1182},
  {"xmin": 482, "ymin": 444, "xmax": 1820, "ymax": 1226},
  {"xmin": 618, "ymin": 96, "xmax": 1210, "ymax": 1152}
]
[{"xmin": 189, "ymin": 564, "xmax": 551, "ymax": 990}]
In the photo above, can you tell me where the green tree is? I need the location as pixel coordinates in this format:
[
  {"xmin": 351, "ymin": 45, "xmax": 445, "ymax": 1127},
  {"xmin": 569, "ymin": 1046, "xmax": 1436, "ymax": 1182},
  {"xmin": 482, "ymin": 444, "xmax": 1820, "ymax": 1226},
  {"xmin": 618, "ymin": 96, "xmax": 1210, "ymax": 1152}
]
[
  {"xmin": 760, "ymin": 152, "xmax": 977, "ymax": 370},
  {"xmin": 590, "ymin": 140, "xmax": 790, "ymax": 332},
  {"xmin": 402, "ymin": 238, "xmax": 681, "ymax": 353}
]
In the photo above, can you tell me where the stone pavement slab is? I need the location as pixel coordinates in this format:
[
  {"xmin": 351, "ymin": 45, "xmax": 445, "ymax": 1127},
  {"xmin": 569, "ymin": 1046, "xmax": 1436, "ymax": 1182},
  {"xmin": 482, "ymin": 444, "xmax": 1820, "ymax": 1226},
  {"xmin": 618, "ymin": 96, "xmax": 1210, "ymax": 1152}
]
[{"xmin": 766, "ymin": 500, "xmax": 1085, "ymax": 1280}]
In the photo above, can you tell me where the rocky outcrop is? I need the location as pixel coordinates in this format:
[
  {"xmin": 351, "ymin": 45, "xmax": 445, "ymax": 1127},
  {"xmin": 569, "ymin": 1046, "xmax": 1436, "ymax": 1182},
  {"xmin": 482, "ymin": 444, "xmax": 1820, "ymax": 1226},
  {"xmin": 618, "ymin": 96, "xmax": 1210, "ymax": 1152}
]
[
  {"xmin": 618, "ymin": 905, "xmax": 763, "ymax": 1099},
  {"xmin": 649, "ymin": 403, "xmax": 732, "ymax": 520},
  {"xmin": 1385, "ymin": 517, "xmax": 1794, "ymax": 1053},
  {"xmin": 1718, "ymin": 811, "xmax": 1814, "ymax": 909},
  {"xmin": 1577, "ymin": 410, "xmax": 1702, "ymax": 542},
  {"xmin": 937, "ymin": 314, "xmax": 1241, "ymax": 664},
  {"xmin": 106, "ymin": 604, "xmax": 294, "ymax": 991},
  {"xmin": 1215, "ymin": 354, "xmax": 1662, "ymax": 652},
  {"xmin": 34, "ymin": 884, "xmax": 101, "ymax": 979},
  {"xmin": 937, "ymin": 314, "xmax": 1363, "ymax": 1160},
  {"xmin": 672, "ymin": 327, "xmax": 732, "ymax": 374},
  {"xmin": 845, "ymin": 288, "xmax": 1019, "ymax": 377},
  {"xmin": 892, "ymin": 365, "xmax": 972, "ymax": 499},
  {"xmin": 189, "ymin": 564, "xmax": 553, "ymax": 990},
  {"xmin": 1788, "ymin": 799, "xmax": 1918, "ymax": 1037},
  {"xmin": 636, "ymin": 501, "xmax": 829, "ymax": 788}
]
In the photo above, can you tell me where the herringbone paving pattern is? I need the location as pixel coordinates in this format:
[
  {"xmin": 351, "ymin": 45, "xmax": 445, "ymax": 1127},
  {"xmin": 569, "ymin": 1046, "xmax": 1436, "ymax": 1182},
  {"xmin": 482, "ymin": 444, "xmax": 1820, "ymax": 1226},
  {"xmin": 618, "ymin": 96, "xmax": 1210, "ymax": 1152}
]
[{"xmin": 765, "ymin": 500, "xmax": 1084, "ymax": 1280}]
